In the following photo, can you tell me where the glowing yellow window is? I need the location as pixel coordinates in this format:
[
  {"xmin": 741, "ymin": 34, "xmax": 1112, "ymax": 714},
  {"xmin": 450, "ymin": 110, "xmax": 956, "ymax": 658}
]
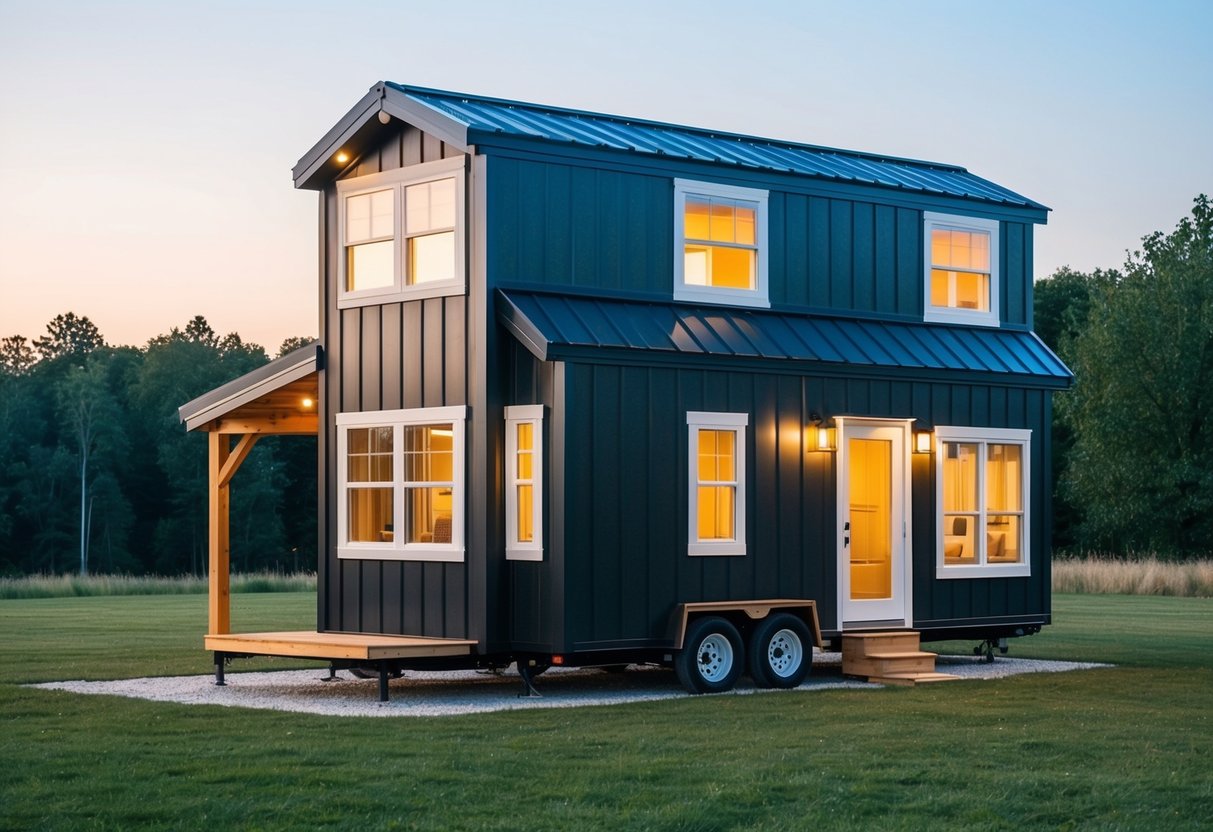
[
  {"xmin": 346, "ymin": 426, "xmax": 394, "ymax": 543},
  {"xmin": 515, "ymin": 422, "xmax": 534, "ymax": 543},
  {"xmin": 505, "ymin": 405, "xmax": 544, "ymax": 560},
  {"xmin": 930, "ymin": 227, "xmax": 990, "ymax": 311},
  {"xmin": 684, "ymin": 196, "xmax": 758, "ymax": 290},
  {"xmin": 696, "ymin": 429, "xmax": 737, "ymax": 540},
  {"xmin": 936, "ymin": 427, "xmax": 1030, "ymax": 575}
]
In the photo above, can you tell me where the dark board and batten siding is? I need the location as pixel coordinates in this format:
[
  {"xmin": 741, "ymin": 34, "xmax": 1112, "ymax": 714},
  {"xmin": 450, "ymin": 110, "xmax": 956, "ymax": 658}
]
[
  {"xmin": 320, "ymin": 124, "xmax": 472, "ymax": 638},
  {"xmin": 520, "ymin": 359, "xmax": 1050, "ymax": 654},
  {"xmin": 486, "ymin": 155, "xmax": 1032, "ymax": 327}
]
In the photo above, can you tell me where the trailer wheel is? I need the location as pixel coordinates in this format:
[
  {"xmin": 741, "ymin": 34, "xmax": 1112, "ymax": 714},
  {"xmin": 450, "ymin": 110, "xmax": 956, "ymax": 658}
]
[
  {"xmin": 675, "ymin": 616, "xmax": 744, "ymax": 694},
  {"xmin": 748, "ymin": 613, "xmax": 812, "ymax": 689}
]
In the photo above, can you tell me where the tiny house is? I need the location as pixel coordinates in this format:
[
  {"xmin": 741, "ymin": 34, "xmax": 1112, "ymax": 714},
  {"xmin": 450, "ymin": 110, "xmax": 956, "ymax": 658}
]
[{"xmin": 180, "ymin": 82, "xmax": 1071, "ymax": 697}]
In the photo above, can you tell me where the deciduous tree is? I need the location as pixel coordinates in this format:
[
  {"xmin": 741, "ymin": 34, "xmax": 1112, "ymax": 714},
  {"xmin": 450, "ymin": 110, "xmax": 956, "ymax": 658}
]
[{"xmin": 1060, "ymin": 195, "xmax": 1213, "ymax": 554}]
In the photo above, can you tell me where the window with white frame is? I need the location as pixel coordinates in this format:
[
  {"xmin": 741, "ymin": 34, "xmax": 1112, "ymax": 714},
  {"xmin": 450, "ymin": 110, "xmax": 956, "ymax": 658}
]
[
  {"xmin": 687, "ymin": 412, "xmax": 748, "ymax": 556},
  {"xmin": 336, "ymin": 406, "xmax": 466, "ymax": 562},
  {"xmin": 936, "ymin": 426, "xmax": 1030, "ymax": 578},
  {"xmin": 505, "ymin": 405, "xmax": 543, "ymax": 561},
  {"xmin": 923, "ymin": 212, "xmax": 1000, "ymax": 327},
  {"xmin": 337, "ymin": 157, "xmax": 465, "ymax": 308},
  {"xmin": 674, "ymin": 179, "xmax": 769, "ymax": 308}
]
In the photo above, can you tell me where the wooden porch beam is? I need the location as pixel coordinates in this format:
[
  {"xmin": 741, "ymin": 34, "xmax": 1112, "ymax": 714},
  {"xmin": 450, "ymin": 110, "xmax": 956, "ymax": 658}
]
[
  {"xmin": 208, "ymin": 432, "xmax": 231, "ymax": 636},
  {"xmin": 218, "ymin": 433, "xmax": 260, "ymax": 488},
  {"xmin": 214, "ymin": 414, "xmax": 318, "ymax": 435}
]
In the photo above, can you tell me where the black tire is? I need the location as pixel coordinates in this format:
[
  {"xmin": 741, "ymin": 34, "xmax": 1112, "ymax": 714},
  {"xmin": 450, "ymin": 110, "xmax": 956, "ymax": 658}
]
[
  {"xmin": 748, "ymin": 613, "xmax": 812, "ymax": 689},
  {"xmin": 675, "ymin": 616, "xmax": 744, "ymax": 694}
]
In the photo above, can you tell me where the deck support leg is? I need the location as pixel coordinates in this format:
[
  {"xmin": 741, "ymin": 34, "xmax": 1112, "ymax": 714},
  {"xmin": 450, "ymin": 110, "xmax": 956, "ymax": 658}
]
[
  {"xmin": 213, "ymin": 652, "xmax": 226, "ymax": 686},
  {"xmin": 517, "ymin": 662, "xmax": 542, "ymax": 698},
  {"xmin": 322, "ymin": 663, "xmax": 340, "ymax": 681},
  {"xmin": 378, "ymin": 662, "xmax": 390, "ymax": 703}
]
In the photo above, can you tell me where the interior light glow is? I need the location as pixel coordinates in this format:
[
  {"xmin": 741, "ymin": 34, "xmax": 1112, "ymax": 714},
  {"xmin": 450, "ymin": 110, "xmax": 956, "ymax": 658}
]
[
  {"xmin": 335, "ymin": 151, "xmax": 350, "ymax": 164},
  {"xmin": 301, "ymin": 397, "xmax": 314, "ymax": 409}
]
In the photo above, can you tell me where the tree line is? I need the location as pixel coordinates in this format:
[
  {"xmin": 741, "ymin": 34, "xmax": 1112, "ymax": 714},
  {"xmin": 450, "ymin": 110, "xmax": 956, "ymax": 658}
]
[
  {"xmin": 0, "ymin": 315, "xmax": 317, "ymax": 576},
  {"xmin": 2, "ymin": 196, "xmax": 1209, "ymax": 574},
  {"xmin": 1037, "ymin": 195, "xmax": 1212, "ymax": 558}
]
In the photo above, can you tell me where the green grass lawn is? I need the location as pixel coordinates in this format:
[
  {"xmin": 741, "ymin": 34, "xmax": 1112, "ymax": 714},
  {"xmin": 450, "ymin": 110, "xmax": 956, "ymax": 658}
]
[{"xmin": 1, "ymin": 594, "xmax": 1210, "ymax": 831}]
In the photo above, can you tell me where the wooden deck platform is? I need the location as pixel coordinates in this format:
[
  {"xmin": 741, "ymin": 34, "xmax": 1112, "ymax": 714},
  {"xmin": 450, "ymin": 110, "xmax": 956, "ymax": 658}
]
[{"xmin": 204, "ymin": 631, "xmax": 476, "ymax": 661}]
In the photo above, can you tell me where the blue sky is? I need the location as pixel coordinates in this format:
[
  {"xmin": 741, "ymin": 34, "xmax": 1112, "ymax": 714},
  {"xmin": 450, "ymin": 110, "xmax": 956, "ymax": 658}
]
[{"xmin": 1, "ymin": 0, "xmax": 1210, "ymax": 350}]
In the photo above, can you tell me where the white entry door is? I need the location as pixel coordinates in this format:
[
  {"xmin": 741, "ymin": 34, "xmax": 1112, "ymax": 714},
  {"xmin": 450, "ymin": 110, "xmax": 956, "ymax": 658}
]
[{"xmin": 838, "ymin": 420, "xmax": 910, "ymax": 627}]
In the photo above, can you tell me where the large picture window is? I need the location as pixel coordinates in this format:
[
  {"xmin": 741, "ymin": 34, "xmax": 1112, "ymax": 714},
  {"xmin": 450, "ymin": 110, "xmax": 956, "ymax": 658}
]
[
  {"xmin": 674, "ymin": 180, "xmax": 769, "ymax": 308},
  {"xmin": 923, "ymin": 212, "xmax": 1000, "ymax": 327},
  {"xmin": 687, "ymin": 412, "xmax": 748, "ymax": 556},
  {"xmin": 336, "ymin": 406, "xmax": 466, "ymax": 562},
  {"xmin": 935, "ymin": 426, "xmax": 1030, "ymax": 578},
  {"xmin": 505, "ymin": 405, "xmax": 544, "ymax": 561},
  {"xmin": 337, "ymin": 157, "xmax": 465, "ymax": 308}
]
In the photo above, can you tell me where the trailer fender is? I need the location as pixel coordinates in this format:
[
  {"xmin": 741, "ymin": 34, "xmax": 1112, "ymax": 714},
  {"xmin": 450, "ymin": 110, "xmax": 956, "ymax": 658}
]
[{"xmin": 668, "ymin": 599, "xmax": 823, "ymax": 651}]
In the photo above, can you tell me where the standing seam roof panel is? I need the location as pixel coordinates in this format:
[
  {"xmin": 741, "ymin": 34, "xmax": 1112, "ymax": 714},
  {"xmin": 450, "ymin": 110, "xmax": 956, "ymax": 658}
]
[
  {"xmin": 400, "ymin": 87, "xmax": 1047, "ymax": 211},
  {"xmin": 497, "ymin": 291, "xmax": 1073, "ymax": 384}
]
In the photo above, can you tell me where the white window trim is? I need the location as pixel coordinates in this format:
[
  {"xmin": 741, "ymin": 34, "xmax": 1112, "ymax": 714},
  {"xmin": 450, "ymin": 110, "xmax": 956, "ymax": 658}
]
[
  {"xmin": 505, "ymin": 404, "xmax": 544, "ymax": 562},
  {"xmin": 673, "ymin": 179, "xmax": 770, "ymax": 309},
  {"xmin": 337, "ymin": 156, "xmax": 466, "ymax": 309},
  {"xmin": 934, "ymin": 425, "xmax": 1030, "ymax": 579},
  {"xmin": 923, "ymin": 211, "xmax": 1000, "ymax": 327},
  {"xmin": 686, "ymin": 411, "xmax": 748, "ymax": 557},
  {"xmin": 336, "ymin": 405, "xmax": 467, "ymax": 562}
]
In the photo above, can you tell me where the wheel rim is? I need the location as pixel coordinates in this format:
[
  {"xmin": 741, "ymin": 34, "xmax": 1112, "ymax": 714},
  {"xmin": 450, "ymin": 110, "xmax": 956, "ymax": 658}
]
[
  {"xmin": 695, "ymin": 633, "xmax": 734, "ymax": 683},
  {"xmin": 766, "ymin": 628, "xmax": 804, "ymax": 678}
]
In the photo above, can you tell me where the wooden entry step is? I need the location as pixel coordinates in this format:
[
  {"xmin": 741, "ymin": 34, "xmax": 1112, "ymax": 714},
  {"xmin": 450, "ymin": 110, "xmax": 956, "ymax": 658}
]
[{"xmin": 841, "ymin": 631, "xmax": 960, "ymax": 686}]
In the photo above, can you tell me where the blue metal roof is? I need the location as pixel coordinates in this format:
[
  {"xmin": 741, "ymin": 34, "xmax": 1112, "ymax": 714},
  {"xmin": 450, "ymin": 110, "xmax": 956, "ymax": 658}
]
[
  {"xmin": 390, "ymin": 83, "xmax": 1046, "ymax": 211},
  {"xmin": 498, "ymin": 291, "xmax": 1072, "ymax": 385}
]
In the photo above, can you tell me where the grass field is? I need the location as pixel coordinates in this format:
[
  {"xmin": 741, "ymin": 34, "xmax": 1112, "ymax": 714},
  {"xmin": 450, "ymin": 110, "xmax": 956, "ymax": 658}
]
[{"xmin": 1, "ymin": 593, "xmax": 1210, "ymax": 831}]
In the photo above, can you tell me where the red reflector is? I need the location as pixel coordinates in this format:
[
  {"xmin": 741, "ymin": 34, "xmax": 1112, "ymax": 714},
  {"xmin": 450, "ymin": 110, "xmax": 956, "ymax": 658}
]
[{"xmin": 551, "ymin": 655, "xmax": 564, "ymax": 665}]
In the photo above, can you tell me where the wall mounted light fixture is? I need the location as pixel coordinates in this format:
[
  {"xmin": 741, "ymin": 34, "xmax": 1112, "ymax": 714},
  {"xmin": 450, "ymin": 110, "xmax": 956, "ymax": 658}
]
[
  {"xmin": 807, "ymin": 413, "xmax": 836, "ymax": 452},
  {"xmin": 914, "ymin": 429, "xmax": 933, "ymax": 454}
]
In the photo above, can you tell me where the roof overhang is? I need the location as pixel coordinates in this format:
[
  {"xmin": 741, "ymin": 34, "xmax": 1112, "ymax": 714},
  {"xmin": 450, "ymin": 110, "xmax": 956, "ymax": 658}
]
[
  {"xmin": 292, "ymin": 82, "xmax": 471, "ymax": 191},
  {"xmin": 178, "ymin": 343, "xmax": 322, "ymax": 434},
  {"xmin": 497, "ymin": 290, "xmax": 1073, "ymax": 389}
]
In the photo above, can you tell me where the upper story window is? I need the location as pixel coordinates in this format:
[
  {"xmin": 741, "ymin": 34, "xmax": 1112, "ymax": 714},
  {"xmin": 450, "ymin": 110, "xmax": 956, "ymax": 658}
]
[
  {"xmin": 687, "ymin": 411, "xmax": 748, "ymax": 556},
  {"xmin": 505, "ymin": 405, "xmax": 544, "ymax": 562},
  {"xmin": 336, "ymin": 406, "xmax": 466, "ymax": 562},
  {"xmin": 337, "ymin": 157, "xmax": 465, "ymax": 309},
  {"xmin": 923, "ymin": 212, "xmax": 1000, "ymax": 327},
  {"xmin": 674, "ymin": 180, "xmax": 769, "ymax": 308},
  {"xmin": 935, "ymin": 426, "xmax": 1030, "ymax": 579}
]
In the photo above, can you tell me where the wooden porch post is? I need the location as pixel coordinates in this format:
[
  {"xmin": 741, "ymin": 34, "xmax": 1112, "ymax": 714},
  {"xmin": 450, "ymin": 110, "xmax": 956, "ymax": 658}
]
[{"xmin": 208, "ymin": 431, "xmax": 231, "ymax": 635}]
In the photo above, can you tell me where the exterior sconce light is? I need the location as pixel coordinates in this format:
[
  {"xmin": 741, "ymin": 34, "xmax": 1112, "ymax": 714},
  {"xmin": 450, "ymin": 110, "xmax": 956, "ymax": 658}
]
[
  {"xmin": 815, "ymin": 426, "xmax": 837, "ymax": 452},
  {"xmin": 807, "ymin": 413, "xmax": 836, "ymax": 452},
  {"xmin": 914, "ymin": 429, "xmax": 933, "ymax": 454}
]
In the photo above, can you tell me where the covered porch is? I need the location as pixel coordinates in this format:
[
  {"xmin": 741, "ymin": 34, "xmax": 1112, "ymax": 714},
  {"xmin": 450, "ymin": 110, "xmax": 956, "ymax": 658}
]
[{"xmin": 178, "ymin": 343, "xmax": 473, "ymax": 700}]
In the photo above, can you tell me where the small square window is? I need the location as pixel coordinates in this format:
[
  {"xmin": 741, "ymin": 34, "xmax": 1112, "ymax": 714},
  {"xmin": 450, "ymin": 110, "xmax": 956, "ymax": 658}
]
[
  {"xmin": 674, "ymin": 180, "xmax": 769, "ymax": 308},
  {"xmin": 923, "ymin": 212, "xmax": 1000, "ymax": 327}
]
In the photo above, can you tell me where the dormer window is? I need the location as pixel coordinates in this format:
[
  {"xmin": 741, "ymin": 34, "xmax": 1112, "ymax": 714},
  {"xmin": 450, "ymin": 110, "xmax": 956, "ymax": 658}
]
[
  {"xmin": 337, "ymin": 157, "xmax": 465, "ymax": 308},
  {"xmin": 674, "ymin": 179, "xmax": 769, "ymax": 308},
  {"xmin": 923, "ymin": 212, "xmax": 1000, "ymax": 327}
]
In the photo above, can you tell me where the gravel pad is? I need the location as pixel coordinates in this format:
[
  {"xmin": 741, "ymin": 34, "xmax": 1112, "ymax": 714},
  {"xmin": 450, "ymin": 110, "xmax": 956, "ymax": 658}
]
[{"xmin": 29, "ymin": 653, "xmax": 1106, "ymax": 718}]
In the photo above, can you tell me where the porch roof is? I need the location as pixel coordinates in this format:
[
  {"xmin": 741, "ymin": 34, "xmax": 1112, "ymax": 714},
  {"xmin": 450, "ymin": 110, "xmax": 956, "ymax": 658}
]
[
  {"xmin": 497, "ymin": 291, "xmax": 1072, "ymax": 388},
  {"xmin": 178, "ymin": 343, "xmax": 322, "ymax": 434}
]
